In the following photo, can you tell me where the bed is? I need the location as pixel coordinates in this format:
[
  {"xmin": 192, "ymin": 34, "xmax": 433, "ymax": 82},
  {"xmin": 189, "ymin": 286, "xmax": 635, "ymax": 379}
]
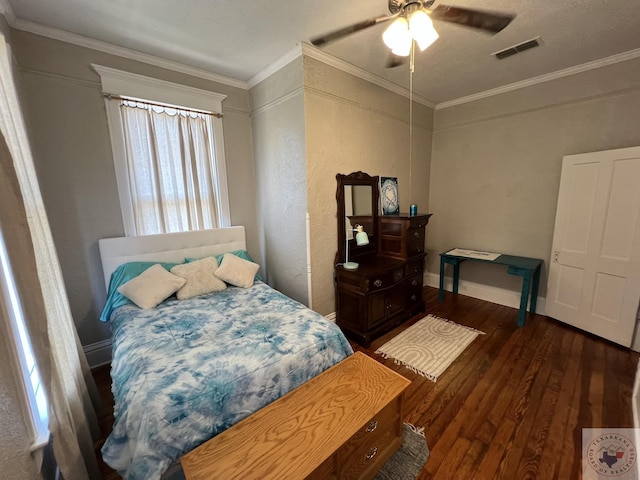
[{"xmin": 98, "ymin": 227, "xmax": 353, "ymax": 480}]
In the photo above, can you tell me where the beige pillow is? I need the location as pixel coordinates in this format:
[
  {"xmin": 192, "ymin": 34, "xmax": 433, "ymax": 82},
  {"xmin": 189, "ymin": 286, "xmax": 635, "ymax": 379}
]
[
  {"xmin": 170, "ymin": 257, "xmax": 227, "ymax": 300},
  {"xmin": 117, "ymin": 263, "xmax": 186, "ymax": 309},
  {"xmin": 214, "ymin": 253, "xmax": 260, "ymax": 288}
]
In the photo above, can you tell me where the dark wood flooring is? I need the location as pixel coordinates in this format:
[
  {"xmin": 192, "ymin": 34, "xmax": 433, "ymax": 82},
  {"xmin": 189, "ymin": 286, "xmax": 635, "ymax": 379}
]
[{"xmin": 92, "ymin": 286, "xmax": 639, "ymax": 479}]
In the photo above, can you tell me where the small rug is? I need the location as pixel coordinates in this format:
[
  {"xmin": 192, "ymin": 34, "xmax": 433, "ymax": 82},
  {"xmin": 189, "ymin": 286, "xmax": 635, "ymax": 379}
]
[
  {"xmin": 375, "ymin": 315, "xmax": 484, "ymax": 382},
  {"xmin": 374, "ymin": 423, "xmax": 429, "ymax": 480}
]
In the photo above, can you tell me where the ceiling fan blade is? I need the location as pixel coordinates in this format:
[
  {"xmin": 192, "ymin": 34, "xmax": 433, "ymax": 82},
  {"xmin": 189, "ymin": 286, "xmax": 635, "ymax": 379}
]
[
  {"xmin": 430, "ymin": 5, "xmax": 515, "ymax": 34},
  {"xmin": 385, "ymin": 53, "xmax": 406, "ymax": 69},
  {"xmin": 310, "ymin": 14, "xmax": 394, "ymax": 47}
]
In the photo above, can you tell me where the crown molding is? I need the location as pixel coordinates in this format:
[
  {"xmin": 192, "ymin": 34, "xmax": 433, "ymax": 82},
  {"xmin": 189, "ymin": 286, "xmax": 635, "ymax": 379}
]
[
  {"xmin": 301, "ymin": 43, "xmax": 434, "ymax": 108},
  {"xmin": 436, "ymin": 47, "xmax": 640, "ymax": 110},
  {"xmin": 247, "ymin": 43, "xmax": 303, "ymax": 88},
  {"xmin": 248, "ymin": 42, "xmax": 434, "ymax": 109},
  {"xmin": 8, "ymin": 14, "xmax": 428, "ymax": 106},
  {"xmin": 10, "ymin": 13, "xmax": 634, "ymax": 111},
  {"xmin": 0, "ymin": 0, "xmax": 15, "ymax": 23},
  {"xmin": 10, "ymin": 17, "xmax": 249, "ymax": 90}
]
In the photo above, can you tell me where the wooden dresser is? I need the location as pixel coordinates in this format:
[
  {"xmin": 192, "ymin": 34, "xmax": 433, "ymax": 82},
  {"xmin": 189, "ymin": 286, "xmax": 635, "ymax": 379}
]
[
  {"xmin": 335, "ymin": 213, "xmax": 432, "ymax": 346},
  {"xmin": 180, "ymin": 352, "xmax": 411, "ymax": 480}
]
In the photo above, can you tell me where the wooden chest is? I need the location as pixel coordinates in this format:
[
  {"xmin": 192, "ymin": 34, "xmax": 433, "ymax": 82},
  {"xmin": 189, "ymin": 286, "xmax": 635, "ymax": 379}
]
[{"xmin": 180, "ymin": 352, "xmax": 411, "ymax": 480}]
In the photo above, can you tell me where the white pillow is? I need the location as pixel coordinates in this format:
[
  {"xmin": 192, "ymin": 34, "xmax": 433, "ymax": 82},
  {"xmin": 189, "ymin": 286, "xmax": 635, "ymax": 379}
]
[
  {"xmin": 117, "ymin": 264, "xmax": 186, "ymax": 309},
  {"xmin": 170, "ymin": 257, "xmax": 227, "ymax": 300},
  {"xmin": 214, "ymin": 253, "xmax": 260, "ymax": 288}
]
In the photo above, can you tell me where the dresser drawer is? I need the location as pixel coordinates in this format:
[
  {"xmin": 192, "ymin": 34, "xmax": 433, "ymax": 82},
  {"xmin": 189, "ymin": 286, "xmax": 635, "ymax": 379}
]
[
  {"xmin": 366, "ymin": 268, "xmax": 405, "ymax": 292},
  {"xmin": 406, "ymin": 274, "xmax": 423, "ymax": 291},
  {"xmin": 405, "ymin": 258, "xmax": 423, "ymax": 277},
  {"xmin": 408, "ymin": 217, "xmax": 428, "ymax": 229},
  {"xmin": 407, "ymin": 229, "xmax": 425, "ymax": 257},
  {"xmin": 340, "ymin": 428, "xmax": 398, "ymax": 479},
  {"xmin": 339, "ymin": 400, "xmax": 401, "ymax": 479},
  {"xmin": 341, "ymin": 401, "xmax": 398, "ymax": 459}
]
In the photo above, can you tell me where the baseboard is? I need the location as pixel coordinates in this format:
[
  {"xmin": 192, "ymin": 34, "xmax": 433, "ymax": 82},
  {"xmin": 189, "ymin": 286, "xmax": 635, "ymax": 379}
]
[
  {"xmin": 424, "ymin": 272, "xmax": 547, "ymax": 316},
  {"xmin": 84, "ymin": 339, "xmax": 112, "ymax": 368},
  {"xmin": 325, "ymin": 312, "xmax": 336, "ymax": 322}
]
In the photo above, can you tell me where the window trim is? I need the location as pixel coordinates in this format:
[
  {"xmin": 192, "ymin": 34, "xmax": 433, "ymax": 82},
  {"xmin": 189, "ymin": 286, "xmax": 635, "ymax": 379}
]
[{"xmin": 92, "ymin": 64, "xmax": 231, "ymax": 235}]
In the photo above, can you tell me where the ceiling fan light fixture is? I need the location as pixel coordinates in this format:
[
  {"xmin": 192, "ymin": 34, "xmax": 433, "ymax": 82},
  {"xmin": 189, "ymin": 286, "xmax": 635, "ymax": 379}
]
[
  {"xmin": 383, "ymin": 17, "xmax": 412, "ymax": 56},
  {"xmin": 391, "ymin": 37, "xmax": 412, "ymax": 56},
  {"xmin": 409, "ymin": 9, "xmax": 439, "ymax": 51}
]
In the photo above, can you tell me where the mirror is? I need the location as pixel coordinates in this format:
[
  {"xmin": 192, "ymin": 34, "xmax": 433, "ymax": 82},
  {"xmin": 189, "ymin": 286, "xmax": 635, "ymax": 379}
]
[{"xmin": 336, "ymin": 172, "xmax": 379, "ymax": 267}]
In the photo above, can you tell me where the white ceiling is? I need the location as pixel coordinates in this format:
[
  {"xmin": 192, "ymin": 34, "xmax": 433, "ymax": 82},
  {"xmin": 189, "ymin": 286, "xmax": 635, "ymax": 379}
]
[{"xmin": 4, "ymin": 0, "xmax": 640, "ymax": 105}]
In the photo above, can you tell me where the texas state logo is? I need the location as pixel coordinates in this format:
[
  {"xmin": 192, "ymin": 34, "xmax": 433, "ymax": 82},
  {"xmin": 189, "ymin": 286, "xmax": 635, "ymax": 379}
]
[{"xmin": 584, "ymin": 430, "xmax": 637, "ymax": 478}]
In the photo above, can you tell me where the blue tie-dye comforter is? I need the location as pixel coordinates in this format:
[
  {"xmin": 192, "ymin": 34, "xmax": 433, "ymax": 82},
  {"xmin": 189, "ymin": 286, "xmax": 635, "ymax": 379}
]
[{"xmin": 101, "ymin": 281, "xmax": 353, "ymax": 480}]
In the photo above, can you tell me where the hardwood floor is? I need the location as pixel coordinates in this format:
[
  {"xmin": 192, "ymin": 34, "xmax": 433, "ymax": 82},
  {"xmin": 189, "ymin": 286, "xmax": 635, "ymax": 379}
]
[{"xmin": 92, "ymin": 286, "xmax": 639, "ymax": 479}]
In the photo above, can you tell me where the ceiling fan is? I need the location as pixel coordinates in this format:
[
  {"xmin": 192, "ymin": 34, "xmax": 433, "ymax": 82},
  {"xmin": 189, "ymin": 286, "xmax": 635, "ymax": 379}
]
[{"xmin": 311, "ymin": 0, "xmax": 515, "ymax": 67}]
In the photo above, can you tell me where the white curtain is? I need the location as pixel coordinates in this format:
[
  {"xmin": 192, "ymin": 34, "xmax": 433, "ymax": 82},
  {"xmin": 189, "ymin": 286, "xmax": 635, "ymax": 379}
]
[
  {"xmin": 119, "ymin": 100, "xmax": 221, "ymax": 235},
  {"xmin": 0, "ymin": 35, "xmax": 101, "ymax": 479}
]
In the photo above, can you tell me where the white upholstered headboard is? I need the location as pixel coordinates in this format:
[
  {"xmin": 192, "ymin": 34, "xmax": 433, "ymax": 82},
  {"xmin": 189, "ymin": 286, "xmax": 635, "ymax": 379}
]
[{"xmin": 98, "ymin": 226, "xmax": 247, "ymax": 290}]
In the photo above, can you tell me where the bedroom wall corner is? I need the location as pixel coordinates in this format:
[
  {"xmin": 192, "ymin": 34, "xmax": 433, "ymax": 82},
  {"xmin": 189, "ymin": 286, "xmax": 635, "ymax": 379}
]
[
  {"xmin": 250, "ymin": 57, "xmax": 310, "ymax": 305},
  {"xmin": 302, "ymin": 55, "xmax": 434, "ymax": 316}
]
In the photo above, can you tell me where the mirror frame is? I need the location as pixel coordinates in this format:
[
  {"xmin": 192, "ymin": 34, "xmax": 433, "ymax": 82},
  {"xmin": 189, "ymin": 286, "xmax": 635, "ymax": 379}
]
[{"xmin": 336, "ymin": 171, "xmax": 379, "ymax": 266}]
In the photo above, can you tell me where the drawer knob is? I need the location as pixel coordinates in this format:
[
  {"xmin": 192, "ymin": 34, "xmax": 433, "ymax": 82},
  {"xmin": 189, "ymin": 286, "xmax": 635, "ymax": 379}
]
[
  {"xmin": 364, "ymin": 446, "xmax": 378, "ymax": 461},
  {"xmin": 411, "ymin": 280, "xmax": 418, "ymax": 287},
  {"xmin": 366, "ymin": 420, "xmax": 378, "ymax": 433},
  {"xmin": 373, "ymin": 279, "xmax": 383, "ymax": 288},
  {"xmin": 410, "ymin": 294, "xmax": 417, "ymax": 301},
  {"xmin": 413, "ymin": 231, "xmax": 420, "ymax": 238}
]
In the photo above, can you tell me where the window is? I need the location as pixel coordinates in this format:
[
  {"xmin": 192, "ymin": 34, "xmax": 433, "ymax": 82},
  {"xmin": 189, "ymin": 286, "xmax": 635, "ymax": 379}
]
[
  {"xmin": 0, "ymin": 227, "xmax": 49, "ymax": 448},
  {"xmin": 94, "ymin": 65, "xmax": 231, "ymax": 236}
]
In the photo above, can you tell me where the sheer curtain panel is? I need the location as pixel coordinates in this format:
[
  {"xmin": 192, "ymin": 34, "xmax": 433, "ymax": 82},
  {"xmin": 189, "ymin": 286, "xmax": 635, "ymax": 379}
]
[
  {"xmin": 0, "ymin": 35, "xmax": 101, "ymax": 479},
  {"xmin": 119, "ymin": 100, "xmax": 222, "ymax": 235}
]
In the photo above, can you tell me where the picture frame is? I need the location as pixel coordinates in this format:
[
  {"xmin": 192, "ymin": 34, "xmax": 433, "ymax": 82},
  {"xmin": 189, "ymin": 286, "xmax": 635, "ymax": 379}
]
[{"xmin": 380, "ymin": 177, "xmax": 399, "ymax": 215}]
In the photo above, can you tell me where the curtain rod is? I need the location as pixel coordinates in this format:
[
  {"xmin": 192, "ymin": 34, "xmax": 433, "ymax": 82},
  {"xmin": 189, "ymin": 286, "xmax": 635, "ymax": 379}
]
[{"xmin": 103, "ymin": 93, "xmax": 223, "ymax": 118}]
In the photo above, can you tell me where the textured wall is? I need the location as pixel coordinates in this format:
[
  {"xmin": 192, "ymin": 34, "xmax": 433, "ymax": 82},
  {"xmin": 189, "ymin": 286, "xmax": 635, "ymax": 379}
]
[
  {"xmin": 250, "ymin": 58, "xmax": 309, "ymax": 304},
  {"xmin": 303, "ymin": 56, "xmax": 433, "ymax": 315},
  {"xmin": 429, "ymin": 57, "xmax": 640, "ymax": 299},
  {"xmin": 12, "ymin": 29, "xmax": 258, "ymax": 348},
  {"xmin": 249, "ymin": 55, "xmax": 434, "ymax": 314}
]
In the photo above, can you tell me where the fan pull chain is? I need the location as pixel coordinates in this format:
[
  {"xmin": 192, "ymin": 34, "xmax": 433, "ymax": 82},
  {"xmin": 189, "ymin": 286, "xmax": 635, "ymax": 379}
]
[{"xmin": 409, "ymin": 41, "xmax": 415, "ymax": 206}]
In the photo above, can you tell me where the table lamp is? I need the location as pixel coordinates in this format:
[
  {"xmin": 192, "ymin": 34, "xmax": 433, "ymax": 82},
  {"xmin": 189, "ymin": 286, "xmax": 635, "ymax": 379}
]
[{"xmin": 344, "ymin": 224, "xmax": 369, "ymax": 270}]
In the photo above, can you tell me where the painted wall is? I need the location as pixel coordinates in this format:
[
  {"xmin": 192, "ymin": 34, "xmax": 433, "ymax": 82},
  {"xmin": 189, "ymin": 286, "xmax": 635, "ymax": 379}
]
[
  {"xmin": 429, "ymin": 57, "xmax": 640, "ymax": 311},
  {"xmin": 249, "ymin": 55, "xmax": 433, "ymax": 314},
  {"xmin": 303, "ymin": 56, "xmax": 433, "ymax": 315},
  {"xmin": 250, "ymin": 58, "xmax": 309, "ymax": 304},
  {"xmin": 11, "ymin": 29, "xmax": 258, "ymax": 350}
]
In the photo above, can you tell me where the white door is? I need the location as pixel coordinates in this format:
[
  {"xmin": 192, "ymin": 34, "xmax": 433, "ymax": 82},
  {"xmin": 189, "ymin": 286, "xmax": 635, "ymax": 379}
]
[{"xmin": 546, "ymin": 146, "xmax": 640, "ymax": 347}]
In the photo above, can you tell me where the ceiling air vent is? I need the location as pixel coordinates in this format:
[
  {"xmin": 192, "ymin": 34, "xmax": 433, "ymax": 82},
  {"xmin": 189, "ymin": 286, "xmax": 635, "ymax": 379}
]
[{"xmin": 493, "ymin": 37, "xmax": 542, "ymax": 60}]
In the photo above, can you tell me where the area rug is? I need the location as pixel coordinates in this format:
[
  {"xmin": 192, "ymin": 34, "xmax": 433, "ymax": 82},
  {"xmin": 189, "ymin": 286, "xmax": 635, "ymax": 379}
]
[
  {"xmin": 374, "ymin": 423, "xmax": 429, "ymax": 480},
  {"xmin": 375, "ymin": 314, "xmax": 484, "ymax": 382}
]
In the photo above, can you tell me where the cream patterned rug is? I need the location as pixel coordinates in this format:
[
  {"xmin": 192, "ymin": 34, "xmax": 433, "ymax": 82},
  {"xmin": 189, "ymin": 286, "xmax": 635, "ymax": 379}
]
[{"xmin": 375, "ymin": 315, "xmax": 485, "ymax": 382}]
